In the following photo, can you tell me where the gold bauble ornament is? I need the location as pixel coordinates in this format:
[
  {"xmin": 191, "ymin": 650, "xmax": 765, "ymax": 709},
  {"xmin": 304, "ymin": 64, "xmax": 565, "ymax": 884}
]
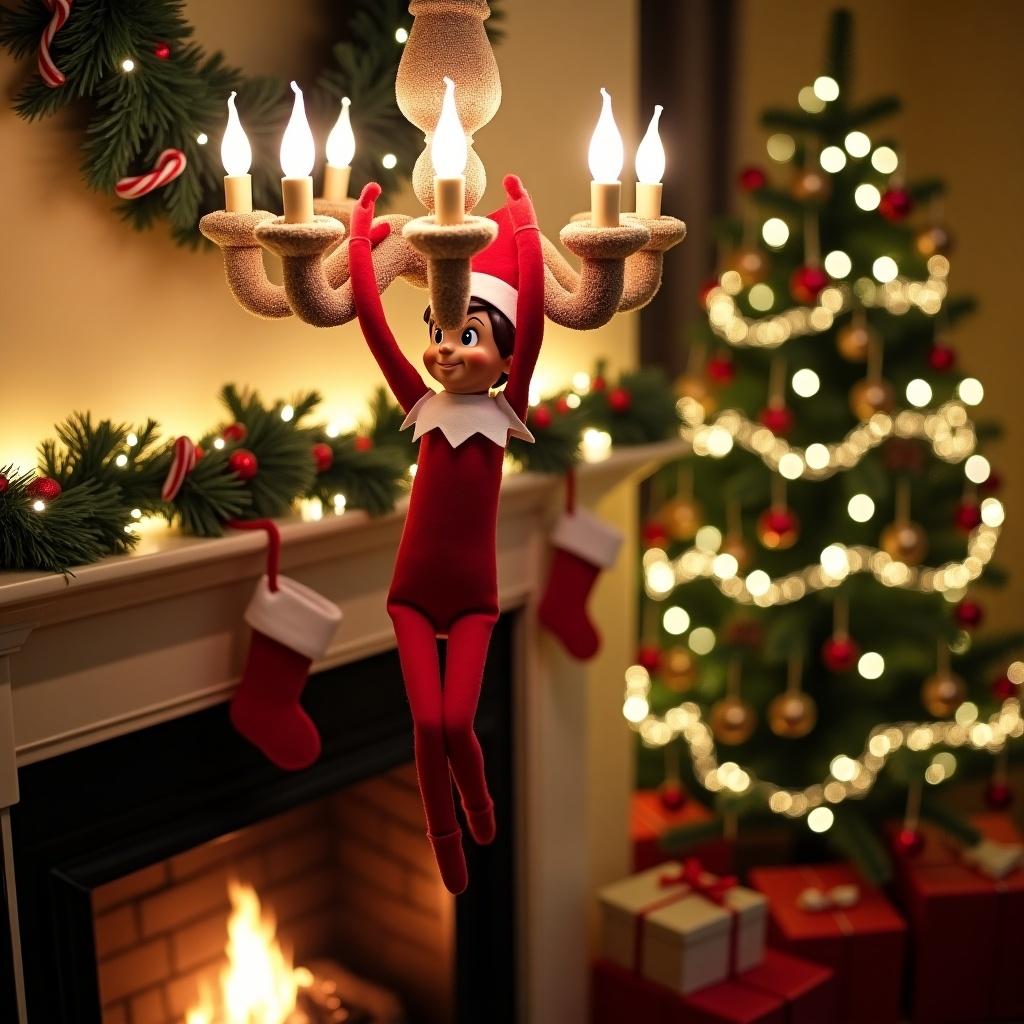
[
  {"xmin": 724, "ymin": 247, "xmax": 770, "ymax": 287},
  {"xmin": 915, "ymin": 225, "xmax": 953, "ymax": 259},
  {"xmin": 659, "ymin": 497, "xmax": 704, "ymax": 542},
  {"xmin": 660, "ymin": 646, "xmax": 698, "ymax": 692},
  {"xmin": 849, "ymin": 378, "xmax": 895, "ymax": 420},
  {"xmin": 879, "ymin": 520, "xmax": 929, "ymax": 566},
  {"xmin": 709, "ymin": 697, "xmax": 758, "ymax": 745},
  {"xmin": 767, "ymin": 691, "xmax": 818, "ymax": 739},
  {"xmin": 921, "ymin": 671, "xmax": 967, "ymax": 718},
  {"xmin": 674, "ymin": 374, "xmax": 718, "ymax": 417},
  {"xmin": 756, "ymin": 506, "xmax": 800, "ymax": 551},
  {"xmin": 791, "ymin": 168, "xmax": 830, "ymax": 201},
  {"xmin": 720, "ymin": 532, "xmax": 754, "ymax": 573},
  {"xmin": 836, "ymin": 323, "xmax": 877, "ymax": 363}
]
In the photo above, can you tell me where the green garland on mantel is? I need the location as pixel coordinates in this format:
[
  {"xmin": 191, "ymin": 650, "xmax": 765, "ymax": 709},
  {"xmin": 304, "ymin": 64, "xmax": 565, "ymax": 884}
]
[
  {"xmin": 0, "ymin": 367, "xmax": 680, "ymax": 575},
  {"xmin": 0, "ymin": 0, "xmax": 505, "ymax": 246}
]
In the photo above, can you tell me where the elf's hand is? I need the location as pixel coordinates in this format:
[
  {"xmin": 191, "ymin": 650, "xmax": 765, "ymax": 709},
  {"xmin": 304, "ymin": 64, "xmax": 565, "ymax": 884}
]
[
  {"xmin": 503, "ymin": 174, "xmax": 538, "ymax": 230},
  {"xmin": 351, "ymin": 182, "xmax": 382, "ymax": 242}
]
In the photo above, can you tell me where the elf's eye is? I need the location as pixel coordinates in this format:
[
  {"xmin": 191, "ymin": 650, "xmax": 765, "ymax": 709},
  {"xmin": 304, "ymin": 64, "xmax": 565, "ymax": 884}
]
[
  {"xmin": 433, "ymin": 328, "xmax": 443, "ymax": 344},
  {"xmin": 461, "ymin": 328, "xmax": 479, "ymax": 347}
]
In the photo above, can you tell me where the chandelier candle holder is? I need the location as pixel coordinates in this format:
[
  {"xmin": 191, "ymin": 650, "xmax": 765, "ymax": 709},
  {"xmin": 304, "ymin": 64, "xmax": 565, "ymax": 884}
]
[{"xmin": 200, "ymin": 0, "xmax": 685, "ymax": 334}]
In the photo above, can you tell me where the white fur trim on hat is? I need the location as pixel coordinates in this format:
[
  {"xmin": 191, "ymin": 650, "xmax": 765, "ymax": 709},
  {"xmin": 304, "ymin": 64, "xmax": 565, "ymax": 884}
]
[
  {"xmin": 245, "ymin": 575, "xmax": 342, "ymax": 662},
  {"xmin": 551, "ymin": 509, "xmax": 623, "ymax": 569},
  {"xmin": 470, "ymin": 271, "xmax": 518, "ymax": 326}
]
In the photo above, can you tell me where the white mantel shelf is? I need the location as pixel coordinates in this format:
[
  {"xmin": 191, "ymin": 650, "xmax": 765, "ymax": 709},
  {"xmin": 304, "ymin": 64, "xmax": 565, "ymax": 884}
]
[{"xmin": 0, "ymin": 437, "xmax": 687, "ymax": 1024}]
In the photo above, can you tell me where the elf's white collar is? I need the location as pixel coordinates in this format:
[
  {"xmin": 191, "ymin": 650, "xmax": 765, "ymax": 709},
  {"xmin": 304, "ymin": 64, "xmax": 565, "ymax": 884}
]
[{"xmin": 401, "ymin": 389, "xmax": 535, "ymax": 449}]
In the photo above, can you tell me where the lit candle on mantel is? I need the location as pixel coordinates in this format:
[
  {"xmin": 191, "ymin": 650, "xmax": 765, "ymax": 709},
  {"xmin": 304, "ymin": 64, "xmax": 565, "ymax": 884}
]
[
  {"xmin": 432, "ymin": 77, "xmax": 468, "ymax": 225},
  {"xmin": 280, "ymin": 81, "xmax": 316, "ymax": 223},
  {"xmin": 221, "ymin": 92, "xmax": 253, "ymax": 213},
  {"xmin": 635, "ymin": 104, "xmax": 665, "ymax": 219},
  {"xmin": 588, "ymin": 87, "xmax": 624, "ymax": 227},
  {"xmin": 322, "ymin": 96, "xmax": 355, "ymax": 202}
]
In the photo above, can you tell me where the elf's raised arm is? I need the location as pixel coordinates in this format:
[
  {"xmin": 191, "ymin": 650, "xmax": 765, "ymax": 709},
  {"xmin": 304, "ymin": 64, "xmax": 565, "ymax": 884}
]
[
  {"xmin": 350, "ymin": 183, "xmax": 431, "ymax": 414},
  {"xmin": 501, "ymin": 175, "xmax": 545, "ymax": 421}
]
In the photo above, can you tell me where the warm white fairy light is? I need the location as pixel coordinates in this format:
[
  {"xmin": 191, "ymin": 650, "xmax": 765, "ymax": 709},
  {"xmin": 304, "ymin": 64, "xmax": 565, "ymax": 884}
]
[
  {"xmin": 748, "ymin": 284, "xmax": 775, "ymax": 311},
  {"xmin": 746, "ymin": 570, "xmax": 771, "ymax": 598},
  {"xmin": 871, "ymin": 146, "xmax": 899, "ymax": 174},
  {"xmin": 572, "ymin": 371, "xmax": 592, "ymax": 393},
  {"xmin": 778, "ymin": 452, "xmax": 804, "ymax": 480},
  {"xmin": 797, "ymin": 86, "xmax": 826, "ymax": 113},
  {"xmin": 196, "ymin": 133, "xmax": 209, "ymax": 145},
  {"xmin": 704, "ymin": 425, "xmax": 734, "ymax": 458},
  {"xmin": 694, "ymin": 525, "xmax": 723, "ymax": 552},
  {"xmin": 115, "ymin": 453, "xmax": 129, "ymax": 468},
  {"xmin": 964, "ymin": 455, "xmax": 990, "ymax": 484},
  {"xmin": 844, "ymin": 131, "xmax": 871, "ymax": 157},
  {"xmin": 805, "ymin": 443, "xmax": 829, "ymax": 470},
  {"xmin": 858, "ymin": 652, "xmax": 884, "ymax": 679},
  {"xmin": 333, "ymin": 493, "xmax": 347, "ymax": 513},
  {"xmin": 395, "ymin": 26, "xmax": 409, "ymax": 43},
  {"xmin": 663, "ymin": 606, "xmax": 691, "ymax": 635},
  {"xmin": 820, "ymin": 145, "xmax": 847, "ymax": 173},
  {"xmin": 766, "ymin": 133, "xmax": 796, "ymax": 162},
  {"xmin": 820, "ymin": 544, "xmax": 850, "ymax": 580},
  {"xmin": 872, "ymin": 256, "xmax": 898, "ymax": 283},
  {"xmin": 32, "ymin": 499, "xmax": 46, "ymax": 512},
  {"xmin": 688, "ymin": 627, "xmax": 716, "ymax": 655},
  {"xmin": 381, "ymin": 153, "xmax": 398, "ymax": 169},
  {"xmin": 823, "ymin": 250, "xmax": 852, "ymax": 278},
  {"xmin": 761, "ymin": 217, "xmax": 790, "ymax": 249},
  {"xmin": 981, "ymin": 497, "xmax": 1005, "ymax": 527},
  {"xmin": 905, "ymin": 379, "xmax": 932, "ymax": 408},
  {"xmin": 847, "ymin": 493, "xmax": 875, "ymax": 522},
  {"xmin": 813, "ymin": 75, "xmax": 840, "ymax": 101},
  {"xmin": 713, "ymin": 553, "xmax": 739, "ymax": 579},
  {"xmin": 854, "ymin": 183, "xmax": 881, "ymax": 210},
  {"xmin": 565, "ymin": 393, "xmax": 582, "ymax": 410},
  {"xmin": 582, "ymin": 428, "xmax": 612, "ymax": 462},
  {"xmin": 791, "ymin": 368, "xmax": 820, "ymax": 398},
  {"xmin": 120, "ymin": 58, "xmax": 136, "ymax": 73},
  {"xmin": 126, "ymin": 432, "xmax": 139, "ymax": 447},
  {"xmin": 280, "ymin": 404, "xmax": 295, "ymax": 422},
  {"xmin": 958, "ymin": 377, "xmax": 984, "ymax": 406}
]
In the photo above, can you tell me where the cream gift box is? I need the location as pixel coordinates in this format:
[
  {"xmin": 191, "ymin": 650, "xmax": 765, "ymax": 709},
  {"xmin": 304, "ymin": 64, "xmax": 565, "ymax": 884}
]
[{"xmin": 598, "ymin": 859, "xmax": 767, "ymax": 995}]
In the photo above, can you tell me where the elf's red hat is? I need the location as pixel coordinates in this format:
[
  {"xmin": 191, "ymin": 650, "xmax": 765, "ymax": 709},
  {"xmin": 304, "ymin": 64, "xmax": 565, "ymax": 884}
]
[{"xmin": 471, "ymin": 207, "xmax": 519, "ymax": 326}]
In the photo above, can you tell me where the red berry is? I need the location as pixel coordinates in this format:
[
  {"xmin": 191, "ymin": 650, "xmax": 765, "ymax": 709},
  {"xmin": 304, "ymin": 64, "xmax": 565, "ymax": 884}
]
[
  {"xmin": 992, "ymin": 673, "xmax": 1018, "ymax": 701},
  {"xmin": 642, "ymin": 520, "xmax": 668, "ymax": 548},
  {"xmin": 758, "ymin": 405, "xmax": 794, "ymax": 436},
  {"xmin": 609, "ymin": 387, "xmax": 632, "ymax": 413},
  {"xmin": 222, "ymin": 422, "xmax": 247, "ymax": 443},
  {"xmin": 193, "ymin": 446, "xmax": 205, "ymax": 462},
  {"xmin": 985, "ymin": 781, "xmax": 1014, "ymax": 810},
  {"xmin": 878, "ymin": 188, "xmax": 914, "ymax": 223},
  {"xmin": 895, "ymin": 828, "xmax": 925, "ymax": 856},
  {"xmin": 954, "ymin": 501, "xmax": 981, "ymax": 533},
  {"xmin": 555, "ymin": 396, "xmax": 571, "ymax": 415},
  {"xmin": 790, "ymin": 265, "xmax": 830, "ymax": 305},
  {"xmin": 312, "ymin": 442, "xmax": 334, "ymax": 473},
  {"xmin": 354, "ymin": 435, "xmax": 374, "ymax": 452},
  {"xmin": 228, "ymin": 448, "xmax": 258, "ymax": 480},
  {"xmin": 658, "ymin": 781, "xmax": 688, "ymax": 812},
  {"xmin": 707, "ymin": 354, "xmax": 735, "ymax": 386},
  {"xmin": 531, "ymin": 405, "xmax": 553, "ymax": 430},
  {"xmin": 0, "ymin": 474, "xmax": 8, "ymax": 495},
  {"xmin": 738, "ymin": 165, "xmax": 767, "ymax": 192},
  {"xmin": 591, "ymin": 376, "xmax": 607, "ymax": 392},
  {"xmin": 928, "ymin": 344, "xmax": 956, "ymax": 373},
  {"xmin": 822, "ymin": 635, "xmax": 861, "ymax": 673},
  {"xmin": 26, "ymin": 476, "xmax": 62, "ymax": 502},
  {"xmin": 954, "ymin": 599, "xmax": 984, "ymax": 629},
  {"xmin": 153, "ymin": 41, "xmax": 171, "ymax": 59},
  {"xmin": 637, "ymin": 645, "xmax": 661, "ymax": 672}
]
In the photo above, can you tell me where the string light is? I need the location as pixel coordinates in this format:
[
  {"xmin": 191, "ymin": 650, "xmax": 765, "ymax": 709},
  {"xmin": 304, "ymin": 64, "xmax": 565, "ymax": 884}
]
[
  {"xmin": 120, "ymin": 58, "xmax": 136, "ymax": 73},
  {"xmin": 797, "ymin": 86, "xmax": 826, "ymax": 113},
  {"xmin": 213, "ymin": 438, "xmax": 226, "ymax": 450},
  {"xmin": 958, "ymin": 378, "xmax": 984, "ymax": 406},
  {"xmin": 766, "ymin": 133, "xmax": 796, "ymax": 162},
  {"xmin": 964, "ymin": 455, "xmax": 990, "ymax": 484},
  {"xmin": 854, "ymin": 183, "xmax": 881, "ymax": 210},
  {"xmin": 791, "ymin": 368, "xmax": 820, "ymax": 398},
  {"xmin": 812, "ymin": 75, "xmax": 840, "ymax": 101},
  {"xmin": 872, "ymin": 256, "xmax": 898, "ymax": 283},
  {"xmin": 115, "ymin": 453, "xmax": 129, "ymax": 467},
  {"xmin": 748, "ymin": 284, "xmax": 775, "ymax": 311},
  {"xmin": 858, "ymin": 652, "xmax": 885, "ymax": 679},
  {"xmin": 32, "ymin": 500, "xmax": 45, "ymax": 512},
  {"xmin": 663, "ymin": 606, "xmax": 691, "ymax": 634},
  {"xmin": 381, "ymin": 153, "xmax": 398, "ymax": 169},
  {"xmin": 280, "ymin": 404, "xmax": 295, "ymax": 422},
  {"xmin": 847, "ymin": 494, "xmax": 875, "ymax": 522},
  {"xmin": 582, "ymin": 428, "xmax": 612, "ymax": 462},
  {"xmin": 761, "ymin": 218, "xmax": 790, "ymax": 248},
  {"xmin": 126, "ymin": 432, "xmax": 139, "ymax": 447},
  {"xmin": 196, "ymin": 133, "xmax": 209, "ymax": 145},
  {"xmin": 823, "ymin": 250, "xmax": 852, "ymax": 278},
  {"xmin": 905, "ymin": 379, "xmax": 932, "ymax": 408},
  {"xmin": 688, "ymin": 626, "xmax": 716, "ymax": 654},
  {"xmin": 819, "ymin": 146, "xmax": 847, "ymax": 173},
  {"xmin": 395, "ymin": 27, "xmax": 409, "ymax": 43},
  {"xmin": 871, "ymin": 146, "xmax": 899, "ymax": 174},
  {"xmin": 844, "ymin": 131, "xmax": 871, "ymax": 157}
]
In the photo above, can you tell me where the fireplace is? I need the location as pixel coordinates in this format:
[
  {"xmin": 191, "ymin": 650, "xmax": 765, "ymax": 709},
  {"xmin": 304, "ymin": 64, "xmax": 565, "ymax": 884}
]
[{"xmin": 6, "ymin": 618, "xmax": 515, "ymax": 1024}]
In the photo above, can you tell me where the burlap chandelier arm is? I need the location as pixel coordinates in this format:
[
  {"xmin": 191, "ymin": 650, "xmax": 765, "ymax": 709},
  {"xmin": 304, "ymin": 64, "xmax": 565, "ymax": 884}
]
[
  {"xmin": 198, "ymin": 212, "xmax": 293, "ymax": 320},
  {"xmin": 617, "ymin": 214, "xmax": 688, "ymax": 313},
  {"xmin": 323, "ymin": 215, "xmax": 428, "ymax": 291}
]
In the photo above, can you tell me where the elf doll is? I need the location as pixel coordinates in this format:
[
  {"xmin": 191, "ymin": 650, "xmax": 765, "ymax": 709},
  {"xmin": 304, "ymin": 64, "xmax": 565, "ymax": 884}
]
[{"xmin": 349, "ymin": 175, "xmax": 543, "ymax": 893}]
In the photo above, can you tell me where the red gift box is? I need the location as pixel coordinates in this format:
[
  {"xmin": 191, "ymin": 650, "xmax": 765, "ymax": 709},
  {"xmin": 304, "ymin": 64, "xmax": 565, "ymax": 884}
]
[
  {"xmin": 631, "ymin": 789, "xmax": 733, "ymax": 874},
  {"xmin": 887, "ymin": 813, "xmax": 1024, "ymax": 1023},
  {"xmin": 748, "ymin": 863, "xmax": 906, "ymax": 1024},
  {"xmin": 738, "ymin": 949, "xmax": 835, "ymax": 1024}
]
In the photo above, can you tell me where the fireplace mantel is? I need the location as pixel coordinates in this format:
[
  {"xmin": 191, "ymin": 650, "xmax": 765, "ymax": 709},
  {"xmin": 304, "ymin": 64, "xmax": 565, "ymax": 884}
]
[{"xmin": 0, "ymin": 438, "xmax": 685, "ymax": 1024}]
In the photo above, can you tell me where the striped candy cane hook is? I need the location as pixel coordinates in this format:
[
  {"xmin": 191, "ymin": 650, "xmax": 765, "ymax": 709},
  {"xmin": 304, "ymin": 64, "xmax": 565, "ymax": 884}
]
[
  {"xmin": 38, "ymin": 0, "xmax": 72, "ymax": 87},
  {"xmin": 115, "ymin": 149, "xmax": 188, "ymax": 199}
]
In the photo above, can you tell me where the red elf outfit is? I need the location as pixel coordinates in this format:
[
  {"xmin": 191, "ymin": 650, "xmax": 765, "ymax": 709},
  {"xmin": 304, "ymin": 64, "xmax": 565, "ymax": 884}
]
[{"xmin": 349, "ymin": 176, "xmax": 544, "ymax": 893}]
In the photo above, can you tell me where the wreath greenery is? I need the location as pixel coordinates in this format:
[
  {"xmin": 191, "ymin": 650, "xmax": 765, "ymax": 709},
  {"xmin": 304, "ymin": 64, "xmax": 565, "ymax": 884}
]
[{"xmin": 0, "ymin": 0, "xmax": 505, "ymax": 246}]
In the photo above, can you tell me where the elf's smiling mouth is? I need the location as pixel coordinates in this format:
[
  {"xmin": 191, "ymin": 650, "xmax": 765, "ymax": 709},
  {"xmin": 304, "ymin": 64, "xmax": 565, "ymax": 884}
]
[{"xmin": 437, "ymin": 360, "xmax": 464, "ymax": 369}]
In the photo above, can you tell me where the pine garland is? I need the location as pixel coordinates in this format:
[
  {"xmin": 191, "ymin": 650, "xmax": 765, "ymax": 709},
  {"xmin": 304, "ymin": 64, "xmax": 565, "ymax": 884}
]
[{"xmin": 0, "ymin": 0, "xmax": 504, "ymax": 246}]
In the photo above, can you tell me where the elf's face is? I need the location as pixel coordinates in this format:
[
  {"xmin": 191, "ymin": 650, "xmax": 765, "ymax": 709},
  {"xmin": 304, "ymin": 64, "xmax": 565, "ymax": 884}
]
[{"xmin": 424, "ymin": 312, "xmax": 513, "ymax": 394}]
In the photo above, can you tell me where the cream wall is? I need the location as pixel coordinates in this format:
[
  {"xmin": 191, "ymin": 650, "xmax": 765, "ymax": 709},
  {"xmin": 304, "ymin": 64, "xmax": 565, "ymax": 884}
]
[
  {"xmin": 734, "ymin": 0, "xmax": 1024, "ymax": 630},
  {"xmin": 0, "ymin": 0, "xmax": 639, "ymax": 465}
]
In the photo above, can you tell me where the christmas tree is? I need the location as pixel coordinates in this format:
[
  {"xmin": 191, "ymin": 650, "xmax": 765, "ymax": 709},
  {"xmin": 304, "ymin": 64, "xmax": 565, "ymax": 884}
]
[{"xmin": 629, "ymin": 10, "xmax": 1023, "ymax": 881}]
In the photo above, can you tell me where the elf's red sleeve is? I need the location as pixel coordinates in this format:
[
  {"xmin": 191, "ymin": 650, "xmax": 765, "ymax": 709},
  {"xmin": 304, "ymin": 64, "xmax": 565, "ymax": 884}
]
[
  {"xmin": 502, "ymin": 175, "xmax": 545, "ymax": 421},
  {"xmin": 350, "ymin": 184, "xmax": 431, "ymax": 414}
]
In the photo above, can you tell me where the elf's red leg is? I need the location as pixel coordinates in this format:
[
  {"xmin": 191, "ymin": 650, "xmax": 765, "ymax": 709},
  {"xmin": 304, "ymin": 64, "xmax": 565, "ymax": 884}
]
[
  {"xmin": 443, "ymin": 612, "xmax": 498, "ymax": 846},
  {"xmin": 388, "ymin": 601, "xmax": 468, "ymax": 894}
]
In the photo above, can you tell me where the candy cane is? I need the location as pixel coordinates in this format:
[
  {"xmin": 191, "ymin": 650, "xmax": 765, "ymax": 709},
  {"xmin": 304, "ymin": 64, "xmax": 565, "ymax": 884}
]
[
  {"xmin": 115, "ymin": 149, "xmax": 187, "ymax": 200},
  {"xmin": 161, "ymin": 436, "xmax": 196, "ymax": 501},
  {"xmin": 38, "ymin": 0, "xmax": 72, "ymax": 88}
]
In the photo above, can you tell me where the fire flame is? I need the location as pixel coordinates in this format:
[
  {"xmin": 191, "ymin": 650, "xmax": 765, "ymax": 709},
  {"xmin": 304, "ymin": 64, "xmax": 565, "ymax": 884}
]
[{"xmin": 186, "ymin": 880, "xmax": 311, "ymax": 1024}]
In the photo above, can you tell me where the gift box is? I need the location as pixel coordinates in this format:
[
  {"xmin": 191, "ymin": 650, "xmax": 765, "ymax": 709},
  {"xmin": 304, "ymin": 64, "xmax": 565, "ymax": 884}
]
[
  {"xmin": 599, "ymin": 859, "xmax": 767, "ymax": 995},
  {"xmin": 887, "ymin": 813, "xmax": 1024, "ymax": 1023},
  {"xmin": 632, "ymin": 789, "xmax": 734, "ymax": 874},
  {"xmin": 748, "ymin": 863, "xmax": 906, "ymax": 1024}
]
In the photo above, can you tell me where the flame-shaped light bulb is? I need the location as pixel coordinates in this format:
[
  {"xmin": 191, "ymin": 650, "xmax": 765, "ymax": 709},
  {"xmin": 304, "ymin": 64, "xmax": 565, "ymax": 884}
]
[
  {"xmin": 221, "ymin": 92, "xmax": 252, "ymax": 176},
  {"xmin": 635, "ymin": 104, "xmax": 666, "ymax": 219},
  {"xmin": 326, "ymin": 97, "xmax": 355, "ymax": 168},
  {"xmin": 280, "ymin": 81, "xmax": 316, "ymax": 179},
  {"xmin": 588, "ymin": 87, "xmax": 624, "ymax": 184},
  {"xmin": 432, "ymin": 77, "xmax": 468, "ymax": 179}
]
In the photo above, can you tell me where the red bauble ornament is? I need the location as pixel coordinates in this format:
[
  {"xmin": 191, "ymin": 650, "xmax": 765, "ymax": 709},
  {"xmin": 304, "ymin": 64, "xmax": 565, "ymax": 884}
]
[
  {"xmin": 698, "ymin": 277, "xmax": 719, "ymax": 308},
  {"xmin": 980, "ymin": 470, "xmax": 1002, "ymax": 494},
  {"xmin": 878, "ymin": 188, "xmax": 914, "ymax": 222},
  {"xmin": 26, "ymin": 476, "xmax": 62, "ymax": 502},
  {"xmin": 790, "ymin": 265, "xmax": 830, "ymax": 305},
  {"xmin": 153, "ymin": 41, "xmax": 171, "ymax": 59},
  {"xmin": 658, "ymin": 780, "xmax": 688, "ymax": 812},
  {"xmin": 637, "ymin": 645, "xmax": 661, "ymax": 673},
  {"xmin": 531, "ymin": 405, "xmax": 553, "ymax": 430},
  {"xmin": 895, "ymin": 828, "xmax": 925, "ymax": 856},
  {"xmin": 354, "ymin": 435, "xmax": 374, "ymax": 452},
  {"xmin": 992, "ymin": 672, "xmax": 1018, "ymax": 701},
  {"xmin": 222, "ymin": 422, "xmax": 247, "ymax": 443},
  {"xmin": 757, "ymin": 506, "xmax": 800, "ymax": 550},
  {"xmin": 555, "ymin": 396, "xmax": 571, "ymax": 415},
  {"xmin": 706, "ymin": 354, "xmax": 735, "ymax": 386},
  {"xmin": 193, "ymin": 445, "xmax": 205, "ymax": 462},
  {"xmin": 591, "ymin": 376, "xmax": 607, "ymax": 392},
  {"xmin": 228, "ymin": 449, "xmax": 258, "ymax": 480},
  {"xmin": 953, "ymin": 501, "xmax": 981, "ymax": 533},
  {"xmin": 822, "ymin": 635, "xmax": 861, "ymax": 673},
  {"xmin": 0, "ymin": 473, "xmax": 8, "ymax": 495},
  {"xmin": 642, "ymin": 520, "xmax": 668, "ymax": 548},
  {"xmin": 928, "ymin": 344, "xmax": 956, "ymax": 373},
  {"xmin": 954, "ymin": 599, "xmax": 984, "ymax": 630},
  {"xmin": 759, "ymin": 405, "xmax": 794, "ymax": 436},
  {"xmin": 738, "ymin": 165, "xmax": 768, "ymax": 192},
  {"xmin": 312, "ymin": 442, "xmax": 334, "ymax": 473},
  {"xmin": 985, "ymin": 781, "xmax": 1014, "ymax": 810},
  {"xmin": 609, "ymin": 387, "xmax": 632, "ymax": 413}
]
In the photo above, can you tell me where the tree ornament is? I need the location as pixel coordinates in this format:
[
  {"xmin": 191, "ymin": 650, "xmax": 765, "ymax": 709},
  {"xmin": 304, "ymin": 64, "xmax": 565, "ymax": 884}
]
[
  {"xmin": 880, "ymin": 520, "xmax": 928, "ymax": 566},
  {"xmin": 153, "ymin": 41, "xmax": 171, "ymax": 59},
  {"xmin": 114, "ymin": 148, "xmax": 187, "ymax": 200},
  {"xmin": 822, "ymin": 635, "xmax": 860, "ymax": 673},
  {"xmin": 160, "ymin": 436, "xmax": 197, "ymax": 501},
  {"xmin": 36, "ymin": 0, "xmax": 72, "ymax": 87},
  {"xmin": 953, "ymin": 500, "xmax": 981, "ymax": 533},
  {"xmin": 658, "ymin": 778, "xmax": 688, "ymax": 811},
  {"xmin": 555, "ymin": 396, "xmax": 572, "ymax": 415},
  {"xmin": 790, "ymin": 265, "xmax": 830, "ymax": 305},
  {"xmin": 659, "ymin": 497, "xmax": 703, "ymax": 542},
  {"xmin": 26, "ymin": 476, "xmax": 62, "ymax": 502},
  {"xmin": 698, "ymin": 277, "xmax": 720, "ymax": 308},
  {"xmin": 791, "ymin": 168, "xmax": 829, "ymax": 202},
  {"xmin": 724, "ymin": 618, "xmax": 764, "ymax": 649},
  {"xmin": 883, "ymin": 438, "xmax": 925, "ymax": 474},
  {"xmin": 637, "ymin": 645, "xmax": 662, "ymax": 673},
  {"xmin": 193, "ymin": 445, "xmax": 206, "ymax": 462},
  {"xmin": 228, "ymin": 448, "xmax": 259, "ymax": 480},
  {"xmin": 354, "ymin": 435, "xmax": 374, "ymax": 452},
  {"xmin": 660, "ymin": 646, "xmax": 697, "ymax": 692},
  {"xmin": 591, "ymin": 376, "xmax": 607, "ymax": 392},
  {"xmin": 921, "ymin": 670, "xmax": 967, "ymax": 718},
  {"xmin": 642, "ymin": 520, "xmax": 668, "ymax": 548},
  {"xmin": 915, "ymin": 224, "xmax": 953, "ymax": 258},
  {"xmin": 953, "ymin": 599, "xmax": 984, "ymax": 630},
  {"xmin": 992, "ymin": 672, "xmax": 1018, "ymax": 701},
  {"xmin": 738, "ymin": 165, "xmax": 768, "ymax": 191},
  {"xmin": 757, "ymin": 505, "xmax": 800, "ymax": 550},
  {"xmin": 894, "ymin": 827, "xmax": 925, "ymax": 857},
  {"xmin": 878, "ymin": 187, "xmax": 914, "ymax": 222},
  {"xmin": 985, "ymin": 781, "xmax": 1014, "ymax": 810},
  {"xmin": 758, "ymin": 404, "xmax": 794, "ymax": 436},
  {"xmin": 608, "ymin": 387, "xmax": 632, "ymax": 413},
  {"xmin": 928, "ymin": 342, "xmax": 956, "ymax": 373},
  {"xmin": 706, "ymin": 353, "xmax": 736, "ymax": 386},
  {"xmin": 222, "ymin": 422, "xmax": 248, "ymax": 443},
  {"xmin": 720, "ymin": 532, "xmax": 753, "ymax": 573},
  {"xmin": 724, "ymin": 247, "xmax": 770, "ymax": 287},
  {"xmin": 980, "ymin": 470, "xmax": 1002, "ymax": 494},
  {"xmin": 709, "ymin": 696, "xmax": 757, "ymax": 745},
  {"xmin": 849, "ymin": 378, "xmax": 895, "ymax": 420},
  {"xmin": 767, "ymin": 690, "xmax": 817, "ymax": 739},
  {"xmin": 836, "ymin": 322, "xmax": 876, "ymax": 363},
  {"xmin": 530, "ymin": 405, "xmax": 553, "ymax": 430},
  {"xmin": 0, "ymin": 473, "xmax": 8, "ymax": 495},
  {"xmin": 674, "ymin": 375, "xmax": 718, "ymax": 417}
]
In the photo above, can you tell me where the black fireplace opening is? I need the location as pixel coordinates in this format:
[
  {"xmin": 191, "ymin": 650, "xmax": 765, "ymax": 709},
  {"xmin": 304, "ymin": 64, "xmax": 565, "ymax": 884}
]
[{"xmin": 5, "ymin": 613, "xmax": 517, "ymax": 1024}]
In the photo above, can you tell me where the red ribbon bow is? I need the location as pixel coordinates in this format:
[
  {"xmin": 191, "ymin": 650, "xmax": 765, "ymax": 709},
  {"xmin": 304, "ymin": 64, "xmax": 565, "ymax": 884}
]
[{"xmin": 658, "ymin": 857, "xmax": 738, "ymax": 904}]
